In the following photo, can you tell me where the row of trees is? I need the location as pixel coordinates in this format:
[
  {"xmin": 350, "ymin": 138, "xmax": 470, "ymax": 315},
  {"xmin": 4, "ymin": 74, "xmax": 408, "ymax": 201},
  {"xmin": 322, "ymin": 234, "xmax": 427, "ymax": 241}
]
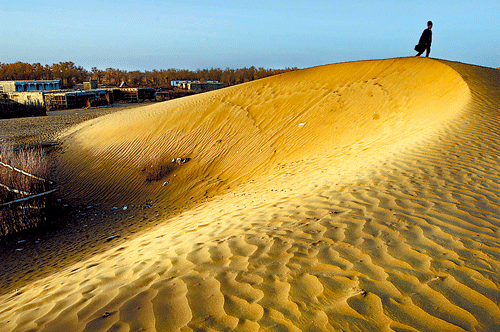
[{"xmin": 0, "ymin": 62, "xmax": 298, "ymax": 89}]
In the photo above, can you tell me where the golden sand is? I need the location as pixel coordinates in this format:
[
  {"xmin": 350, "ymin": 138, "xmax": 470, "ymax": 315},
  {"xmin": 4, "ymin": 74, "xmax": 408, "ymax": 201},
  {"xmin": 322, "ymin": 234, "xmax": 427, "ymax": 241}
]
[{"xmin": 1, "ymin": 57, "xmax": 500, "ymax": 331}]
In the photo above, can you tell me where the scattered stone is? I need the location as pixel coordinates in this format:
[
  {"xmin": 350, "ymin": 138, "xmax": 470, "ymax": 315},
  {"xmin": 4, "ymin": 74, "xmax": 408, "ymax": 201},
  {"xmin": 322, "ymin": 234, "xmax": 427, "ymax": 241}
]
[
  {"xmin": 103, "ymin": 312, "xmax": 111, "ymax": 318},
  {"xmin": 123, "ymin": 206, "xmax": 128, "ymax": 211}
]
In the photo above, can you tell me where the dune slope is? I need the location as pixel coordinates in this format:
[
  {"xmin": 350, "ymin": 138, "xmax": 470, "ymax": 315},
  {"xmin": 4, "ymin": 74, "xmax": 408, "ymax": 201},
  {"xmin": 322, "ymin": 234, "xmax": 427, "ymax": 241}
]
[
  {"xmin": 54, "ymin": 57, "xmax": 469, "ymax": 208},
  {"xmin": 1, "ymin": 57, "xmax": 500, "ymax": 332}
]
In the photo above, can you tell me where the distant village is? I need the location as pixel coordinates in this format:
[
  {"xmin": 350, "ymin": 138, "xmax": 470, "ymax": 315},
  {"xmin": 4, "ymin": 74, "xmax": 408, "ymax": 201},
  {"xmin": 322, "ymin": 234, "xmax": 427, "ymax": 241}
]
[
  {"xmin": 0, "ymin": 62, "xmax": 298, "ymax": 117},
  {"xmin": 0, "ymin": 79, "xmax": 224, "ymax": 113}
]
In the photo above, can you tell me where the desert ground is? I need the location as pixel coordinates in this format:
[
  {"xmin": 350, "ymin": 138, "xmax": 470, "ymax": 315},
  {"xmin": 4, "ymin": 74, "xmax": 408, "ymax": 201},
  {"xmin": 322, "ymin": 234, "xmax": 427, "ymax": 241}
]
[{"xmin": 0, "ymin": 57, "xmax": 499, "ymax": 331}]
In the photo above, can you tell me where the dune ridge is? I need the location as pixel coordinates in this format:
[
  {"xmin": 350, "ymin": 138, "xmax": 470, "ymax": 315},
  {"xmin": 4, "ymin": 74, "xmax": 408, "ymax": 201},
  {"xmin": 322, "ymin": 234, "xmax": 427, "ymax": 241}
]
[{"xmin": 1, "ymin": 57, "xmax": 500, "ymax": 331}]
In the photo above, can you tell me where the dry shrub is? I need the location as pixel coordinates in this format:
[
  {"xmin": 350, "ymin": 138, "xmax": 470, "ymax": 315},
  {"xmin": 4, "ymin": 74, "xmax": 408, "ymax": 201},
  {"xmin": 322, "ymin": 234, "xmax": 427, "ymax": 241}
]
[
  {"xmin": 0, "ymin": 143, "xmax": 49, "ymax": 198},
  {"xmin": 142, "ymin": 157, "xmax": 190, "ymax": 182},
  {"xmin": 143, "ymin": 158, "xmax": 177, "ymax": 182},
  {"xmin": 0, "ymin": 98, "xmax": 46, "ymax": 119},
  {"xmin": 0, "ymin": 142, "xmax": 51, "ymax": 236}
]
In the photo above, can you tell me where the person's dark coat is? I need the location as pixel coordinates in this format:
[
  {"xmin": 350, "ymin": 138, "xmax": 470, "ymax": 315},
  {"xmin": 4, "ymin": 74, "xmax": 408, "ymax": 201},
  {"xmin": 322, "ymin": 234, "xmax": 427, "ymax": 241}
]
[{"xmin": 418, "ymin": 28, "xmax": 432, "ymax": 48}]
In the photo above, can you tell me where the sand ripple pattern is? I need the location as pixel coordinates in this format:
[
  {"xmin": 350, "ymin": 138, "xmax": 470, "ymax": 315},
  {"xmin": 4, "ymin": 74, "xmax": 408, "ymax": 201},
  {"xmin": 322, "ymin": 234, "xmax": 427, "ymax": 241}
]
[{"xmin": 1, "ymin": 59, "xmax": 499, "ymax": 331}]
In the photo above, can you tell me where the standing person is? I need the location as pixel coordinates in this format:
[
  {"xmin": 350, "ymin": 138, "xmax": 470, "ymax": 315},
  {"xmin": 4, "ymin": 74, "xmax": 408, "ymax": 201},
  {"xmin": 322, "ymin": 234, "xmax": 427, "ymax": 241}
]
[{"xmin": 415, "ymin": 21, "xmax": 433, "ymax": 57}]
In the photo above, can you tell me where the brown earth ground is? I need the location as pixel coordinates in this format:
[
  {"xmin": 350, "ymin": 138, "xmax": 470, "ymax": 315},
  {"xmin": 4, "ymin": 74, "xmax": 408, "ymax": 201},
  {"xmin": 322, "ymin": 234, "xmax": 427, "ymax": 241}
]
[
  {"xmin": 0, "ymin": 104, "xmax": 151, "ymax": 145},
  {"xmin": 0, "ymin": 57, "xmax": 500, "ymax": 331}
]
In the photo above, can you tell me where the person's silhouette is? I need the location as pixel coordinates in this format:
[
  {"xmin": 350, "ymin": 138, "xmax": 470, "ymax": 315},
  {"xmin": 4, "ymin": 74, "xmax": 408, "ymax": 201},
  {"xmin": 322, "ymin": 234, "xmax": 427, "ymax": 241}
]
[{"xmin": 415, "ymin": 21, "xmax": 433, "ymax": 57}]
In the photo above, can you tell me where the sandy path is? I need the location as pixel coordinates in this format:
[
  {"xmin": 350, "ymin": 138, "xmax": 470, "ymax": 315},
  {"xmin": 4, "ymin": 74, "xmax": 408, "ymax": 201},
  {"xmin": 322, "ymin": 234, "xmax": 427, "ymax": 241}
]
[{"xmin": 0, "ymin": 58, "xmax": 499, "ymax": 331}]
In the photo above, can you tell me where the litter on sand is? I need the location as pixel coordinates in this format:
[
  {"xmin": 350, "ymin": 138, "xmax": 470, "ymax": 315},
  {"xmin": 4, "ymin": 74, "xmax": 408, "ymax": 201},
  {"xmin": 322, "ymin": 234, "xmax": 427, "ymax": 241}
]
[{"xmin": 105, "ymin": 235, "xmax": 120, "ymax": 242}]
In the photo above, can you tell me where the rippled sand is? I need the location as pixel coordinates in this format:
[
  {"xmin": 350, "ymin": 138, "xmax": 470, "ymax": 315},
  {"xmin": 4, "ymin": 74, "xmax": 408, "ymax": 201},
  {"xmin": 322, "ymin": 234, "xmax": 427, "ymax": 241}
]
[{"xmin": 1, "ymin": 57, "xmax": 499, "ymax": 331}]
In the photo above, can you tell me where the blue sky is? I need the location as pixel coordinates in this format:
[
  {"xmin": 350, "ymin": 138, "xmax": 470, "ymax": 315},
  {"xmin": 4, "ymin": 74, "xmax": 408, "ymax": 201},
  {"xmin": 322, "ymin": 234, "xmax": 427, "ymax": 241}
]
[{"xmin": 1, "ymin": 0, "xmax": 498, "ymax": 71}]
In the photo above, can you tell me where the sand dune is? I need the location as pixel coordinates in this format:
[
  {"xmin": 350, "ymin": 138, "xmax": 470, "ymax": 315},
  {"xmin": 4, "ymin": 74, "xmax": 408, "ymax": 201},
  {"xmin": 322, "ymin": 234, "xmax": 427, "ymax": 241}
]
[
  {"xmin": 1, "ymin": 57, "xmax": 500, "ymax": 331},
  {"xmin": 53, "ymin": 58, "xmax": 469, "ymax": 208}
]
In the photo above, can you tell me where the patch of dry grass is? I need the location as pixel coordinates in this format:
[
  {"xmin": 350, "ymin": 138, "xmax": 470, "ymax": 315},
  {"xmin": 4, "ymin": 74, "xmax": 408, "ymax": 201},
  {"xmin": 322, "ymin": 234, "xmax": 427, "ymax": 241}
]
[{"xmin": 0, "ymin": 142, "xmax": 51, "ymax": 236}]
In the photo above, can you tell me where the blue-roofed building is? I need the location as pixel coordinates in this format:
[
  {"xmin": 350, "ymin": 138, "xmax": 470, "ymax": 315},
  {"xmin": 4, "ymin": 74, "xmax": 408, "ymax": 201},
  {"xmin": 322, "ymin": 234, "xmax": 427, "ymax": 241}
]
[{"xmin": 0, "ymin": 80, "xmax": 60, "ymax": 93}]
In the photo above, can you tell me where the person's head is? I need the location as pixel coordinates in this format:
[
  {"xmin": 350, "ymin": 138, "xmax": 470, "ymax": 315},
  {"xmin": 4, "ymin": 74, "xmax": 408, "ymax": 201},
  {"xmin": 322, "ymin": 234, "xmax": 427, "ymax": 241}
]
[{"xmin": 427, "ymin": 21, "xmax": 433, "ymax": 29}]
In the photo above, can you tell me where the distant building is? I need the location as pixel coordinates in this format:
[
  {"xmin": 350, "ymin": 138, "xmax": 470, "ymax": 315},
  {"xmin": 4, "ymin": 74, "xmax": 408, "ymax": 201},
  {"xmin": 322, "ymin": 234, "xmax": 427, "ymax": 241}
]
[
  {"xmin": 171, "ymin": 80, "xmax": 223, "ymax": 88},
  {"xmin": 170, "ymin": 80, "xmax": 191, "ymax": 87},
  {"xmin": 75, "ymin": 80, "xmax": 98, "ymax": 91},
  {"xmin": 1, "ymin": 80, "xmax": 160, "ymax": 113},
  {"xmin": 0, "ymin": 80, "xmax": 60, "ymax": 93},
  {"xmin": 83, "ymin": 79, "xmax": 98, "ymax": 90},
  {"xmin": 7, "ymin": 91, "xmax": 46, "ymax": 108},
  {"xmin": 44, "ymin": 89, "xmax": 111, "ymax": 111},
  {"xmin": 176, "ymin": 81, "xmax": 225, "ymax": 92},
  {"xmin": 114, "ymin": 88, "xmax": 156, "ymax": 103},
  {"xmin": 0, "ymin": 80, "xmax": 61, "ymax": 109},
  {"xmin": 43, "ymin": 87, "xmax": 157, "ymax": 111},
  {"xmin": 156, "ymin": 90, "xmax": 195, "ymax": 101}
]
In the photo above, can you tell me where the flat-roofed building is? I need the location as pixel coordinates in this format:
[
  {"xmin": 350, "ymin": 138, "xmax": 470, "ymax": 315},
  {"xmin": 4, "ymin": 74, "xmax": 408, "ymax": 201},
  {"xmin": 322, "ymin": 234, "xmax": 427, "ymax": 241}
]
[
  {"xmin": 83, "ymin": 79, "xmax": 98, "ymax": 90},
  {"xmin": 177, "ymin": 81, "xmax": 225, "ymax": 92},
  {"xmin": 7, "ymin": 91, "xmax": 46, "ymax": 107},
  {"xmin": 0, "ymin": 80, "xmax": 60, "ymax": 93},
  {"xmin": 44, "ymin": 89, "xmax": 112, "ymax": 111}
]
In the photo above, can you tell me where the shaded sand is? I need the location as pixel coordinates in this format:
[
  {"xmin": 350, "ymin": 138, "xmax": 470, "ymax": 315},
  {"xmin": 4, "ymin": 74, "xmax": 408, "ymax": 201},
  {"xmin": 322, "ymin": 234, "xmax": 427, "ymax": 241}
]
[{"xmin": 1, "ymin": 57, "xmax": 500, "ymax": 331}]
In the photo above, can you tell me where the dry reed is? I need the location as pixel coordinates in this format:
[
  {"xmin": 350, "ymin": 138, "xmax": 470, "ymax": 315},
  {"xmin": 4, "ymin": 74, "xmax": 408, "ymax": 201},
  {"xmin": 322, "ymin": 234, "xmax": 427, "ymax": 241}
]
[{"xmin": 0, "ymin": 142, "xmax": 52, "ymax": 236}]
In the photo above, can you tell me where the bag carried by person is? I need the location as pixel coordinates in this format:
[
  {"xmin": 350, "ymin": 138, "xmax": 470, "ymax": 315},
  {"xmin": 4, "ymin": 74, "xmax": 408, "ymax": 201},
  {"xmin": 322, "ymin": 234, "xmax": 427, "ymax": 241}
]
[{"xmin": 414, "ymin": 44, "xmax": 424, "ymax": 52}]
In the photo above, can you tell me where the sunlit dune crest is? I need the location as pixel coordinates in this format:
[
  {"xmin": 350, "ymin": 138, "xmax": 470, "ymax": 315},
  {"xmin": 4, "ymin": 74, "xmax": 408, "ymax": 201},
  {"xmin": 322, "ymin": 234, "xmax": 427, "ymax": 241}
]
[{"xmin": 1, "ymin": 57, "xmax": 500, "ymax": 331}]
